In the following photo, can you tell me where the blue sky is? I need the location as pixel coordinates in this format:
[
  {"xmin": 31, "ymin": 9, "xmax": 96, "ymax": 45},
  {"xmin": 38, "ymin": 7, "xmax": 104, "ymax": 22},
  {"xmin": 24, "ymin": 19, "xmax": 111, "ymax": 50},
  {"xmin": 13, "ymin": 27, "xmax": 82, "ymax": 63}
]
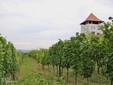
[{"xmin": 0, "ymin": 0, "xmax": 113, "ymax": 50}]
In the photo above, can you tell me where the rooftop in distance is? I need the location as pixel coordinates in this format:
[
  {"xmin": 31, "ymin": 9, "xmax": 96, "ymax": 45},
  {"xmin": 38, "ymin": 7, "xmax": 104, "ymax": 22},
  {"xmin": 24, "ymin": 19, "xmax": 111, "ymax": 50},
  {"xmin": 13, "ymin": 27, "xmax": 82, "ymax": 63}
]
[{"xmin": 80, "ymin": 13, "xmax": 104, "ymax": 25}]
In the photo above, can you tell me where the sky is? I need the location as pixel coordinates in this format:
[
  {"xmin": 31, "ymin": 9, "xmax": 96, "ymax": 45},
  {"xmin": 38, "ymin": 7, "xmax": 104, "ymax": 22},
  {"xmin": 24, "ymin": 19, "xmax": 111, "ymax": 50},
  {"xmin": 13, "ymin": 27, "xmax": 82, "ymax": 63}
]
[{"xmin": 0, "ymin": 0, "xmax": 113, "ymax": 50}]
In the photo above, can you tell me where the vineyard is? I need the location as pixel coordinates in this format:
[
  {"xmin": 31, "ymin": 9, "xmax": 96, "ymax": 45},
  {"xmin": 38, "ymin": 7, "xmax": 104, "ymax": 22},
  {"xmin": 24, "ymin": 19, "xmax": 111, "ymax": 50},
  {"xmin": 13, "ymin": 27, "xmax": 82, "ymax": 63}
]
[
  {"xmin": 17, "ymin": 57, "xmax": 66, "ymax": 85},
  {"xmin": 0, "ymin": 19, "xmax": 113, "ymax": 85},
  {"xmin": 0, "ymin": 34, "xmax": 18, "ymax": 85}
]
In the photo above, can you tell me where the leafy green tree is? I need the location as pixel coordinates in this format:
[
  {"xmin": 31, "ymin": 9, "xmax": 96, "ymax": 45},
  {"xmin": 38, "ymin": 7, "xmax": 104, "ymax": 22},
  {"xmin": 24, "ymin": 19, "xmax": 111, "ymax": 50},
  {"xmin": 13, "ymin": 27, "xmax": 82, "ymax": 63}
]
[
  {"xmin": 0, "ymin": 34, "xmax": 7, "ymax": 85},
  {"xmin": 37, "ymin": 49, "xmax": 49, "ymax": 70},
  {"xmin": 10, "ymin": 43, "xmax": 18, "ymax": 81},
  {"xmin": 49, "ymin": 39, "xmax": 64, "ymax": 77},
  {"xmin": 101, "ymin": 20, "xmax": 113, "ymax": 85},
  {"xmin": 70, "ymin": 33, "xmax": 86, "ymax": 85},
  {"xmin": 49, "ymin": 44, "xmax": 58, "ymax": 75},
  {"xmin": 62, "ymin": 40, "xmax": 72, "ymax": 82},
  {"xmin": 0, "ymin": 34, "xmax": 19, "ymax": 85},
  {"xmin": 28, "ymin": 50, "xmax": 38, "ymax": 59},
  {"xmin": 17, "ymin": 51, "xmax": 25, "ymax": 65},
  {"xmin": 89, "ymin": 34, "xmax": 104, "ymax": 74},
  {"xmin": 56, "ymin": 39, "xmax": 64, "ymax": 77},
  {"xmin": 81, "ymin": 37, "xmax": 95, "ymax": 85},
  {"xmin": 0, "ymin": 40, "xmax": 4, "ymax": 85}
]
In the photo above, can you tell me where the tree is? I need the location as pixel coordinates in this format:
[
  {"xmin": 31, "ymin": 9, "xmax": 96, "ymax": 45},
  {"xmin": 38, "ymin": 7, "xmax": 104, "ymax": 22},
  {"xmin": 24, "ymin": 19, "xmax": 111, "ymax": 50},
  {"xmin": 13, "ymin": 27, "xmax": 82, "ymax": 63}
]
[
  {"xmin": 0, "ymin": 40, "xmax": 4, "ymax": 85},
  {"xmin": 62, "ymin": 40, "xmax": 73, "ymax": 82},
  {"xmin": 49, "ymin": 45, "xmax": 57, "ymax": 75},
  {"xmin": 81, "ymin": 36, "xmax": 95, "ymax": 85},
  {"xmin": 70, "ymin": 33, "xmax": 86, "ymax": 85},
  {"xmin": 39, "ymin": 49, "xmax": 48, "ymax": 70},
  {"xmin": 0, "ymin": 34, "xmax": 19, "ymax": 85},
  {"xmin": 56, "ymin": 39, "xmax": 64, "ymax": 77},
  {"xmin": 101, "ymin": 20, "xmax": 113, "ymax": 85},
  {"xmin": 10, "ymin": 43, "xmax": 18, "ymax": 81},
  {"xmin": 89, "ymin": 34, "xmax": 104, "ymax": 74}
]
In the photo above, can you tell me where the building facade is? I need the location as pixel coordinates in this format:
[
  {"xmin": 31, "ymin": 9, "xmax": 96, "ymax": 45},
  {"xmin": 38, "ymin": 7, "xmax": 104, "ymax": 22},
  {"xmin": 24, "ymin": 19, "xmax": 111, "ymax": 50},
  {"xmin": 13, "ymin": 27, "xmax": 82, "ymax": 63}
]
[{"xmin": 80, "ymin": 13, "xmax": 104, "ymax": 35}]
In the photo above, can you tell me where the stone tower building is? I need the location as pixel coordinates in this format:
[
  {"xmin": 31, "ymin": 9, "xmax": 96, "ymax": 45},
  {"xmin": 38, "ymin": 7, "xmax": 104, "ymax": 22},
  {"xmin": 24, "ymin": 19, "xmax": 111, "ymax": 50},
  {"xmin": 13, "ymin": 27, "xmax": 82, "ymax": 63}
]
[{"xmin": 80, "ymin": 13, "xmax": 104, "ymax": 35}]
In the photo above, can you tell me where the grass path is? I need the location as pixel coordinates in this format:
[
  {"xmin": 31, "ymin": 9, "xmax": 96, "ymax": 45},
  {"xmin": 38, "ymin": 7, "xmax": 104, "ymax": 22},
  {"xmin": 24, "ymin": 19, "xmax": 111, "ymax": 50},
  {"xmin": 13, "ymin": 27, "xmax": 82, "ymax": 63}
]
[
  {"xmin": 17, "ymin": 57, "xmax": 65, "ymax": 85},
  {"xmin": 18, "ymin": 57, "xmax": 39, "ymax": 79}
]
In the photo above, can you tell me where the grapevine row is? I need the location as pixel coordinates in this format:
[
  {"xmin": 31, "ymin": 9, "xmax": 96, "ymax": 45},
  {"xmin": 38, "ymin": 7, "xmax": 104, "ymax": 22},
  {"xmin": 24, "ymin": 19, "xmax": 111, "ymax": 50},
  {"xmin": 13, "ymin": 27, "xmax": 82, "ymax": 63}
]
[
  {"xmin": 28, "ymin": 20, "xmax": 113, "ymax": 85},
  {"xmin": 0, "ymin": 34, "xmax": 19, "ymax": 85}
]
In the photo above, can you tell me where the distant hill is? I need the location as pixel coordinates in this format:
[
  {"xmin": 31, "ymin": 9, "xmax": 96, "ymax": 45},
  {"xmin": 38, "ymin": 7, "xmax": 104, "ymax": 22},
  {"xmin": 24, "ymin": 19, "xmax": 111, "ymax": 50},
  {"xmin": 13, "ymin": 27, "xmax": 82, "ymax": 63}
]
[{"xmin": 17, "ymin": 49, "xmax": 30, "ymax": 52}]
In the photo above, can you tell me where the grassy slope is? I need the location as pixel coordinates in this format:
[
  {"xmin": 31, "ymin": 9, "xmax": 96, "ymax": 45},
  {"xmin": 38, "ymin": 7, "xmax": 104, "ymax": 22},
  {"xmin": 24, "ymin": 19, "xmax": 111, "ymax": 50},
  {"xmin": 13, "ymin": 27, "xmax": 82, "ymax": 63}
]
[
  {"xmin": 18, "ymin": 57, "xmax": 110, "ymax": 85},
  {"xmin": 17, "ymin": 57, "xmax": 65, "ymax": 85},
  {"xmin": 18, "ymin": 57, "xmax": 38, "ymax": 79}
]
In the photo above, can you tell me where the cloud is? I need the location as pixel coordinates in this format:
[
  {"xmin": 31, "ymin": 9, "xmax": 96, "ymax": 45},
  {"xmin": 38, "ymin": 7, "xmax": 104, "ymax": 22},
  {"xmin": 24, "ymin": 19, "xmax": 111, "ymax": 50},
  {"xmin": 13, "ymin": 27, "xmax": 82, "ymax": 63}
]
[{"xmin": 0, "ymin": 0, "xmax": 113, "ymax": 49}]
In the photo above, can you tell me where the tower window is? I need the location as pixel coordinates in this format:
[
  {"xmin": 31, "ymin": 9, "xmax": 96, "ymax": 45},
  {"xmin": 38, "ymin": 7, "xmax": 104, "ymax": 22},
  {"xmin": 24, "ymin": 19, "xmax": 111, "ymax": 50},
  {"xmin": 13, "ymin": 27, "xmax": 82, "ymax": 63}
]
[
  {"xmin": 97, "ymin": 33, "xmax": 100, "ymax": 35},
  {"xmin": 91, "ymin": 32, "xmax": 95, "ymax": 35},
  {"xmin": 89, "ymin": 21, "xmax": 91, "ymax": 24}
]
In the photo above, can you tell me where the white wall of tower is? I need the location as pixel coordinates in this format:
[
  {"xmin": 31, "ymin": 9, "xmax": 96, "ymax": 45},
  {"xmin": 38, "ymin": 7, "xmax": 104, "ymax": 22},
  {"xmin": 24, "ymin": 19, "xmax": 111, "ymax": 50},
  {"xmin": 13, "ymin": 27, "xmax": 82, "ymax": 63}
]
[{"xmin": 81, "ymin": 23, "xmax": 103, "ymax": 35}]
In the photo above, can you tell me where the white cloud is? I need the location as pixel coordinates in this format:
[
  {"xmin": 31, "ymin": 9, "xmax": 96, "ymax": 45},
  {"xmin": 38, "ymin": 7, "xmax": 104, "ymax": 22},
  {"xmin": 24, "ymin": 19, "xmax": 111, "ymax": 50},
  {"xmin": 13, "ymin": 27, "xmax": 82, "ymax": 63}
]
[{"xmin": 0, "ymin": 0, "xmax": 113, "ymax": 49}]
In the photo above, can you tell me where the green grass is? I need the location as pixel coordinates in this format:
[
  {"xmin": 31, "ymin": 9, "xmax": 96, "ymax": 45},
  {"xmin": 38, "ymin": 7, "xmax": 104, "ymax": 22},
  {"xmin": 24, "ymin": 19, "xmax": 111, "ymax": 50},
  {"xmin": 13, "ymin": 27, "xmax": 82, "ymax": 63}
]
[
  {"xmin": 17, "ymin": 57, "xmax": 65, "ymax": 85},
  {"xmin": 18, "ymin": 56, "xmax": 38, "ymax": 78},
  {"xmin": 17, "ymin": 72, "xmax": 65, "ymax": 85},
  {"xmin": 90, "ymin": 75, "xmax": 110, "ymax": 84},
  {"xmin": 16, "ymin": 57, "xmax": 110, "ymax": 85}
]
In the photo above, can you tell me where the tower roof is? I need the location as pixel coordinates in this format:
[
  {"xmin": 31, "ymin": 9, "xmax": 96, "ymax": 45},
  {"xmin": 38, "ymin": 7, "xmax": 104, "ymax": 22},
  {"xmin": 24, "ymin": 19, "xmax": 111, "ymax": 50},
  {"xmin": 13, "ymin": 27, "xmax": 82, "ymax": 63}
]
[{"xmin": 80, "ymin": 13, "xmax": 104, "ymax": 25}]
